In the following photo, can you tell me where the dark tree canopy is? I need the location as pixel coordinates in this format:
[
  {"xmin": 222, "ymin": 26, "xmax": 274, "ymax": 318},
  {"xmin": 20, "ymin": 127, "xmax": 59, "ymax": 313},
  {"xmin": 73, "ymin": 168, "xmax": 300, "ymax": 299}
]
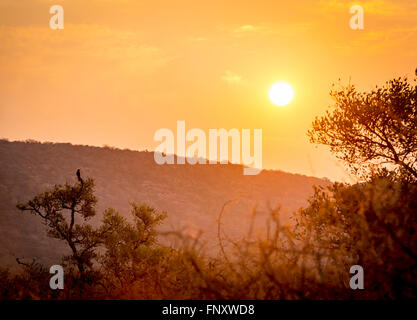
[
  {"xmin": 16, "ymin": 171, "xmax": 101, "ymax": 277},
  {"xmin": 15, "ymin": 170, "xmax": 168, "ymax": 296},
  {"xmin": 308, "ymin": 76, "xmax": 417, "ymax": 181}
]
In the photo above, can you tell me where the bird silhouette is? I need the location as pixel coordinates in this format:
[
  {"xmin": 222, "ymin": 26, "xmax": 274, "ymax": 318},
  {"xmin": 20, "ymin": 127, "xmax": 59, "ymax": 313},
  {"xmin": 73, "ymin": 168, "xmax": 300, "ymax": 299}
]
[{"xmin": 76, "ymin": 169, "xmax": 83, "ymax": 183}]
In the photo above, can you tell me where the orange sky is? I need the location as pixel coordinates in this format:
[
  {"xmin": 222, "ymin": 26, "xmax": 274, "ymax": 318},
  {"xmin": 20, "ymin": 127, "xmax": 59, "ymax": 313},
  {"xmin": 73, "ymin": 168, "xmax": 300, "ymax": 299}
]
[{"xmin": 0, "ymin": 0, "xmax": 416, "ymax": 181}]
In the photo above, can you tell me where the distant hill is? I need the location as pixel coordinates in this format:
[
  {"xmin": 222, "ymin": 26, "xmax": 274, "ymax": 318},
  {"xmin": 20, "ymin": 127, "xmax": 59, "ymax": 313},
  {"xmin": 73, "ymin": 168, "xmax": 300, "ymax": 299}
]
[{"xmin": 0, "ymin": 140, "xmax": 329, "ymax": 269}]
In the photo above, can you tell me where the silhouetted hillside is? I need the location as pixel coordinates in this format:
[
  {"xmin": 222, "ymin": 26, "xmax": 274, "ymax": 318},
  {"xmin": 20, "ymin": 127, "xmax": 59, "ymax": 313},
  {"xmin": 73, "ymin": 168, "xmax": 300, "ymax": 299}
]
[{"xmin": 0, "ymin": 139, "xmax": 329, "ymax": 268}]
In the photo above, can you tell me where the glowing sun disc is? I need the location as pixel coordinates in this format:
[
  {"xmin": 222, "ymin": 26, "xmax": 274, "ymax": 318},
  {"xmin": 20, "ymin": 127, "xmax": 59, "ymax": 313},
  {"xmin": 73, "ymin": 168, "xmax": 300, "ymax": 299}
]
[{"xmin": 268, "ymin": 82, "xmax": 294, "ymax": 107}]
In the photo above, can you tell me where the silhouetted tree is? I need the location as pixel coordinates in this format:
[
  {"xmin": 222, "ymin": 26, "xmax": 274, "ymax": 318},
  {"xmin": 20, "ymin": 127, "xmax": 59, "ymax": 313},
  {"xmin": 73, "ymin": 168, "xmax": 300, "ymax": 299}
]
[
  {"xmin": 295, "ymin": 176, "xmax": 417, "ymax": 298},
  {"xmin": 98, "ymin": 204, "xmax": 168, "ymax": 297},
  {"xmin": 308, "ymin": 75, "xmax": 417, "ymax": 181},
  {"xmin": 14, "ymin": 171, "xmax": 172, "ymax": 298},
  {"xmin": 303, "ymin": 73, "xmax": 417, "ymax": 298},
  {"xmin": 17, "ymin": 170, "xmax": 103, "ymax": 281}
]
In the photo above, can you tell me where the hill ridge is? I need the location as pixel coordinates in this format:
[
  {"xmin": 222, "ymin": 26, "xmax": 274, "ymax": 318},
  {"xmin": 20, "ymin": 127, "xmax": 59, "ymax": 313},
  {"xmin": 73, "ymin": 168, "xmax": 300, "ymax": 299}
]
[{"xmin": 0, "ymin": 140, "xmax": 328, "ymax": 268}]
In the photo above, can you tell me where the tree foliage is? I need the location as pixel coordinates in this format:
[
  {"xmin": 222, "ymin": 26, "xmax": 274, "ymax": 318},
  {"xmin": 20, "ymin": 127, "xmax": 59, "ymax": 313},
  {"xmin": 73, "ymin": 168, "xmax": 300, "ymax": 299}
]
[
  {"xmin": 13, "ymin": 171, "xmax": 171, "ymax": 298},
  {"xmin": 16, "ymin": 176, "xmax": 101, "ymax": 279},
  {"xmin": 296, "ymin": 175, "xmax": 417, "ymax": 298},
  {"xmin": 308, "ymin": 77, "xmax": 417, "ymax": 181}
]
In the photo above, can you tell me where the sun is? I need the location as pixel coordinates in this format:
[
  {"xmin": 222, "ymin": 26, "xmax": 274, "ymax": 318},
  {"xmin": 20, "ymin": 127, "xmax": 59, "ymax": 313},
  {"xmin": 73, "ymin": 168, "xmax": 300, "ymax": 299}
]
[{"xmin": 268, "ymin": 82, "xmax": 294, "ymax": 107}]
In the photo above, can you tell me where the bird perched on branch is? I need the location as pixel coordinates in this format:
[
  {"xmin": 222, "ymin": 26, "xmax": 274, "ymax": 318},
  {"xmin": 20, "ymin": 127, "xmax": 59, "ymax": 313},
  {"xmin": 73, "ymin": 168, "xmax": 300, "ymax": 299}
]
[
  {"xmin": 76, "ymin": 169, "xmax": 84, "ymax": 195},
  {"xmin": 76, "ymin": 169, "xmax": 83, "ymax": 184}
]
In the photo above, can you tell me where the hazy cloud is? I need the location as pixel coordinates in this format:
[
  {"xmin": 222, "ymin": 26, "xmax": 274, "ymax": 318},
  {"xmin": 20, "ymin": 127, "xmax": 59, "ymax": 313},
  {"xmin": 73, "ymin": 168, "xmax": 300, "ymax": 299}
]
[
  {"xmin": 0, "ymin": 24, "xmax": 172, "ymax": 76},
  {"xmin": 234, "ymin": 25, "xmax": 257, "ymax": 33},
  {"xmin": 221, "ymin": 70, "xmax": 243, "ymax": 84}
]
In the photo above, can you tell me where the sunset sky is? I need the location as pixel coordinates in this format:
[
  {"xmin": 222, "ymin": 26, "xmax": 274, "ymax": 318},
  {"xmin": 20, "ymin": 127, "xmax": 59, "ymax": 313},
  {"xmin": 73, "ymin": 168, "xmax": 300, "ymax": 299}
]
[{"xmin": 0, "ymin": 0, "xmax": 416, "ymax": 181}]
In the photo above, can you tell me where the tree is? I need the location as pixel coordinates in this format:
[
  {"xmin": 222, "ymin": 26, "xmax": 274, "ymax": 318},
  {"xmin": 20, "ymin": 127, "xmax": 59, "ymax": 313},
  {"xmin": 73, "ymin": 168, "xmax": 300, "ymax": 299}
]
[
  {"xmin": 99, "ymin": 204, "xmax": 168, "ymax": 297},
  {"xmin": 303, "ymin": 72, "xmax": 417, "ymax": 298},
  {"xmin": 295, "ymin": 176, "xmax": 417, "ymax": 298},
  {"xmin": 308, "ymin": 75, "xmax": 417, "ymax": 181},
  {"xmin": 15, "ymin": 171, "xmax": 171, "ymax": 298},
  {"xmin": 17, "ymin": 170, "xmax": 103, "ymax": 281}
]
